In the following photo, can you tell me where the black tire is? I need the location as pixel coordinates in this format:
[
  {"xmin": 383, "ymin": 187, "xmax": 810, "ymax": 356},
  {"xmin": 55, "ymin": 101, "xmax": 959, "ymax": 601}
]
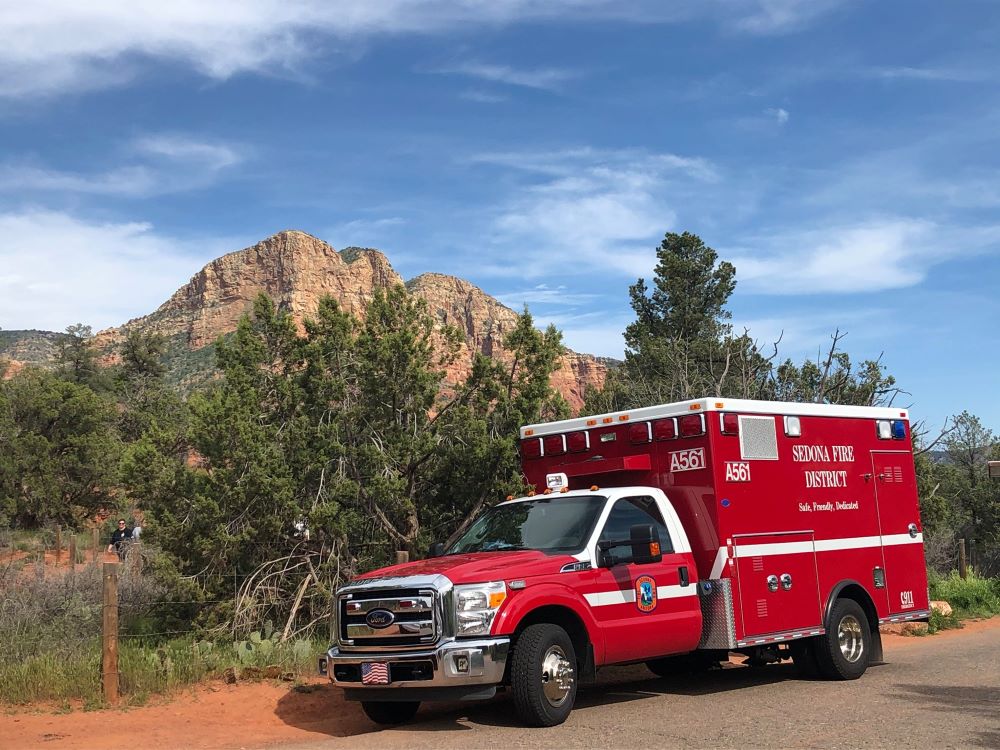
[
  {"xmin": 646, "ymin": 653, "xmax": 720, "ymax": 677},
  {"xmin": 510, "ymin": 623, "xmax": 578, "ymax": 727},
  {"xmin": 815, "ymin": 598, "xmax": 871, "ymax": 680},
  {"xmin": 789, "ymin": 638, "xmax": 821, "ymax": 678},
  {"xmin": 360, "ymin": 700, "xmax": 420, "ymax": 725}
]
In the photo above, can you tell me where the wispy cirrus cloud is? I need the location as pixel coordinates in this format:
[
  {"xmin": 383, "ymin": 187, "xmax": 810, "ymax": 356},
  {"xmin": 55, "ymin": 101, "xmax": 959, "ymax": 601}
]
[
  {"xmin": 497, "ymin": 284, "xmax": 601, "ymax": 308},
  {"xmin": 0, "ymin": 1, "xmax": 853, "ymax": 99},
  {"xmin": 429, "ymin": 61, "xmax": 578, "ymax": 91},
  {"xmin": 0, "ymin": 133, "xmax": 244, "ymax": 197},
  {"xmin": 866, "ymin": 65, "xmax": 989, "ymax": 83},
  {"xmin": 465, "ymin": 147, "xmax": 719, "ymax": 279}
]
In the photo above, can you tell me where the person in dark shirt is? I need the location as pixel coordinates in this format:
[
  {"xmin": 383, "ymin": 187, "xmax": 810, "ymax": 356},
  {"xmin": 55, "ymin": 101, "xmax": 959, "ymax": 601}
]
[{"xmin": 107, "ymin": 519, "xmax": 132, "ymax": 559}]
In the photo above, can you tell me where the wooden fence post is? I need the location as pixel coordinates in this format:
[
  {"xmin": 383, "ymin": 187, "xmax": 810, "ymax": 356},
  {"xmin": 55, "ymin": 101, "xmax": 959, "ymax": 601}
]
[
  {"xmin": 92, "ymin": 527, "xmax": 100, "ymax": 563},
  {"xmin": 396, "ymin": 551, "xmax": 409, "ymax": 565},
  {"xmin": 55, "ymin": 524, "xmax": 62, "ymax": 565},
  {"xmin": 69, "ymin": 536, "xmax": 77, "ymax": 581},
  {"xmin": 102, "ymin": 562, "xmax": 119, "ymax": 705},
  {"xmin": 959, "ymin": 538, "xmax": 968, "ymax": 580}
]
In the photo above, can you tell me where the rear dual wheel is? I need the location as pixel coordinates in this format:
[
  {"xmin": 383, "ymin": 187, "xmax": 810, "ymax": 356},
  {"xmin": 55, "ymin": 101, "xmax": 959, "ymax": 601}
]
[{"xmin": 813, "ymin": 598, "xmax": 871, "ymax": 680}]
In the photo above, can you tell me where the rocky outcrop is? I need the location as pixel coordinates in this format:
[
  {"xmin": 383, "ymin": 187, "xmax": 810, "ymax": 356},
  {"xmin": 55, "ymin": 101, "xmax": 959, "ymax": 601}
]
[
  {"xmin": 91, "ymin": 231, "xmax": 605, "ymax": 410},
  {"xmin": 95, "ymin": 231, "xmax": 403, "ymax": 355}
]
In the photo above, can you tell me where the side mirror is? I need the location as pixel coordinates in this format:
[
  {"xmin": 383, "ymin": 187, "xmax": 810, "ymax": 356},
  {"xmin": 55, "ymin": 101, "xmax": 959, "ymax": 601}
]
[
  {"xmin": 630, "ymin": 524, "xmax": 663, "ymax": 565},
  {"xmin": 427, "ymin": 542, "xmax": 446, "ymax": 559}
]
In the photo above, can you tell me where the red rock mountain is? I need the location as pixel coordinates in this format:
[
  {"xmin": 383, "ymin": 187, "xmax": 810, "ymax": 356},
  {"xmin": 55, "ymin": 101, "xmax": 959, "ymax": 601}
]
[{"xmin": 93, "ymin": 230, "xmax": 606, "ymax": 410}]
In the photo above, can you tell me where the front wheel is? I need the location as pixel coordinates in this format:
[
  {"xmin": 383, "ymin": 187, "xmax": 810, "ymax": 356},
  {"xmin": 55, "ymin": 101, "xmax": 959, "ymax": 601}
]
[
  {"xmin": 361, "ymin": 700, "xmax": 420, "ymax": 725},
  {"xmin": 815, "ymin": 599, "xmax": 871, "ymax": 680},
  {"xmin": 510, "ymin": 623, "xmax": 578, "ymax": 727}
]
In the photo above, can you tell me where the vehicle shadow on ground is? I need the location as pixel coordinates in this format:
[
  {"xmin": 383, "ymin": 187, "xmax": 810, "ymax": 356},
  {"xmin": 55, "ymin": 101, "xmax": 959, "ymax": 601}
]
[
  {"xmin": 891, "ymin": 683, "xmax": 1000, "ymax": 749},
  {"xmin": 275, "ymin": 662, "xmax": 810, "ymax": 736},
  {"xmin": 273, "ymin": 683, "xmax": 376, "ymax": 738}
]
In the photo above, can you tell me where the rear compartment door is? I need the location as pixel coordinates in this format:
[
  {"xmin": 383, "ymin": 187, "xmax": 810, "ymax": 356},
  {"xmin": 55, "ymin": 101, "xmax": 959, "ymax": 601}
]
[
  {"xmin": 733, "ymin": 531, "xmax": 822, "ymax": 638},
  {"xmin": 872, "ymin": 451, "xmax": 930, "ymax": 615}
]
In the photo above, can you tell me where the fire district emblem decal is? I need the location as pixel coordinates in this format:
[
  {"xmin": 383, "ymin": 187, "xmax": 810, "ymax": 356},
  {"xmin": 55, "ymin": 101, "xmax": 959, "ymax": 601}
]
[{"xmin": 635, "ymin": 575, "xmax": 657, "ymax": 613}]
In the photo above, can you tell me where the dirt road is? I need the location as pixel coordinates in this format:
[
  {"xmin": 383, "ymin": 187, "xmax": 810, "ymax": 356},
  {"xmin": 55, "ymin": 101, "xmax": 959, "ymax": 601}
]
[{"xmin": 3, "ymin": 619, "xmax": 998, "ymax": 750}]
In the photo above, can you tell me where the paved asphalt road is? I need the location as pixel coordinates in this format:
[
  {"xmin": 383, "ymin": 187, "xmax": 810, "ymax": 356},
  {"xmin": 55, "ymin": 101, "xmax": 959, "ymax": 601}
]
[{"xmin": 281, "ymin": 625, "xmax": 999, "ymax": 749}]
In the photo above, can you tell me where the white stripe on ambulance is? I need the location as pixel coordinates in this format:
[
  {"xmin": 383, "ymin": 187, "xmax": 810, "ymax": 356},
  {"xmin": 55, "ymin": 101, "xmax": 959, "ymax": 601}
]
[{"xmin": 584, "ymin": 585, "xmax": 697, "ymax": 608}]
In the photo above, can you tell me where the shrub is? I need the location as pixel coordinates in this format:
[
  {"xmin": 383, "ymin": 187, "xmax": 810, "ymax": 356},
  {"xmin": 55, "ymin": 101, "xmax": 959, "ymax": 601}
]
[{"xmin": 929, "ymin": 570, "xmax": 1000, "ymax": 619}]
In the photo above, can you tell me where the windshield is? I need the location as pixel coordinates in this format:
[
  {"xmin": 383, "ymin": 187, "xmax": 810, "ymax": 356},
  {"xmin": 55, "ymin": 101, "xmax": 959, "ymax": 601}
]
[{"xmin": 448, "ymin": 495, "xmax": 606, "ymax": 555}]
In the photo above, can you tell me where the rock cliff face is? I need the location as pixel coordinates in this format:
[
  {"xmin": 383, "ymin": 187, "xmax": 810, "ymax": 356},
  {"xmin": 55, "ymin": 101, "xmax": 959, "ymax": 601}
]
[{"xmin": 93, "ymin": 230, "xmax": 605, "ymax": 410}]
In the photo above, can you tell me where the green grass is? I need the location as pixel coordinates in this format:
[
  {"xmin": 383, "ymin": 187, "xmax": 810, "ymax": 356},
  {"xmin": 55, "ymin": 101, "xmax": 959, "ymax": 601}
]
[
  {"xmin": 0, "ymin": 636, "xmax": 326, "ymax": 706},
  {"xmin": 929, "ymin": 570, "xmax": 1000, "ymax": 620}
]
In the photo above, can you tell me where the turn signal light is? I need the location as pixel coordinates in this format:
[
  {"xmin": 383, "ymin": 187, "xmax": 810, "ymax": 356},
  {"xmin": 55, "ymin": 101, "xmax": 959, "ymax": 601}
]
[{"xmin": 649, "ymin": 542, "xmax": 661, "ymax": 557}]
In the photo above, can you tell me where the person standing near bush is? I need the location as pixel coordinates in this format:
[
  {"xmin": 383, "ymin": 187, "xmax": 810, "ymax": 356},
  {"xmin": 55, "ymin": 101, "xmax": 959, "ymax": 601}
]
[{"xmin": 107, "ymin": 519, "xmax": 131, "ymax": 559}]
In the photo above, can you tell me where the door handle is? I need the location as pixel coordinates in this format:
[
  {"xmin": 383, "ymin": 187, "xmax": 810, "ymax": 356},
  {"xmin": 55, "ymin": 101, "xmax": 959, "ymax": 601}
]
[{"xmin": 679, "ymin": 566, "xmax": 689, "ymax": 587}]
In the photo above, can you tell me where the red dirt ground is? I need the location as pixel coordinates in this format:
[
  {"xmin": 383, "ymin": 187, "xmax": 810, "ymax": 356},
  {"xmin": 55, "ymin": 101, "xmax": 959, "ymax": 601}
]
[{"xmin": 2, "ymin": 617, "xmax": 998, "ymax": 750}]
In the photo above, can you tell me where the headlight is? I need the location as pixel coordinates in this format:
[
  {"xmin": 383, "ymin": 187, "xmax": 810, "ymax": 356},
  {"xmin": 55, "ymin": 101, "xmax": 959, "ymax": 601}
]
[{"xmin": 453, "ymin": 581, "xmax": 507, "ymax": 636}]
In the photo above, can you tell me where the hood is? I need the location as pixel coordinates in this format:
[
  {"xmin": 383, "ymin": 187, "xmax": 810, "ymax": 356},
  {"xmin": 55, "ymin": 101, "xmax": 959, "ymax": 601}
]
[{"xmin": 356, "ymin": 550, "xmax": 577, "ymax": 585}]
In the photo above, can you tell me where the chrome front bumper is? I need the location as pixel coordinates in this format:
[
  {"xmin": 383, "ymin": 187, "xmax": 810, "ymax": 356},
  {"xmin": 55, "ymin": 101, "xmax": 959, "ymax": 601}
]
[{"xmin": 322, "ymin": 637, "xmax": 509, "ymax": 701}]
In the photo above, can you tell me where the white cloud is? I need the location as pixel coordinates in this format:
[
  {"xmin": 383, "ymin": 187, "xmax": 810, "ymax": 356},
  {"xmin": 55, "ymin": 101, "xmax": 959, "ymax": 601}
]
[
  {"xmin": 765, "ymin": 106, "xmax": 789, "ymax": 125},
  {"xmin": 727, "ymin": 218, "xmax": 946, "ymax": 294},
  {"xmin": 732, "ymin": 0, "xmax": 852, "ymax": 34},
  {"xmin": 133, "ymin": 135, "xmax": 243, "ymax": 171},
  {"xmin": 469, "ymin": 147, "xmax": 718, "ymax": 279},
  {"xmin": 497, "ymin": 284, "xmax": 601, "ymax": 308},
  {"xmin": 0, "ymin": 134, "xmax": 243, "ymax": 197},
  {"xmin": 0, "ymin": 209, "xmax": 235, "ymax": 331},
  {"xmin": 431, "ymin": 61, "xmax": 577, "ymax": 91},
  {"xmin": 0, "ymin": 1, "xmax": 852, "ymax": 98},
  {"xmin": 868, "ymin": 66, "xmax": 987, "ymax": 83}
]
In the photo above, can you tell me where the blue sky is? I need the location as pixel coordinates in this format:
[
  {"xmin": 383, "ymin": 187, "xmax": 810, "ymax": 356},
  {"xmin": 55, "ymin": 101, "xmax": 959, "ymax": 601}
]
[{"xmin": 1, "ymin": 1, "xmax": 998, "ymax": 433}]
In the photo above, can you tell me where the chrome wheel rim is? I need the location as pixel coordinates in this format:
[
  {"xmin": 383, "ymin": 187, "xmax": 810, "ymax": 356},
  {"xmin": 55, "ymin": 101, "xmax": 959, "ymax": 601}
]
[
  {"xmin": 540, "ymin": 645, "xmax": 575, "ymax": 706},
  {"xmin": 838, "ymin": 614, "xmax": 864, "ymax": 663}
]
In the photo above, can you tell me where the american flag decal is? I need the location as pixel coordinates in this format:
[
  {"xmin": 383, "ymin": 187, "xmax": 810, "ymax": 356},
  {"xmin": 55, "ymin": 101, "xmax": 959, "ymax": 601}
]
[{"xmin": 361, "ymin": 662, "xmax": 390, "ymax": 685}]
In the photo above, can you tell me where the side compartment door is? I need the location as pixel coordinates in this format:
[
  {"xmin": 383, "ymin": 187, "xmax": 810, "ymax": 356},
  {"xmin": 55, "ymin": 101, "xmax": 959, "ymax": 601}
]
[
  {"xmin": 586, "ymin": 496, "xmax": 702, "ymax": 664},
  {"xmin": 872, "ymin": 451, "xmax": 930, "ymax": 615},
  {"xmin": 734, "ymin": 532, "xmax": 822, "ymax": 638}
]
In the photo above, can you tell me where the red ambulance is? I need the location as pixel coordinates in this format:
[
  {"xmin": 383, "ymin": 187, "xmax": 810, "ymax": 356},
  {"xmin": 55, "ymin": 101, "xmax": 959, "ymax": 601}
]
[{"xmin": 322, "ymin": 398, "xmax": 930, "ymax": 727}]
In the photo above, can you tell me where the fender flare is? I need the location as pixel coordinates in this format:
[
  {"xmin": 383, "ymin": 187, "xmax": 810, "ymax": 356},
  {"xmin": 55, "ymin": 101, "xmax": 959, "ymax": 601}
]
[
  {"xmin": 824, "ymin": 578, "xmax": 875, "ymax": 624},
  {"xmin": 493, "ymin": 582, "xmax": 605, "ymax": 664}
]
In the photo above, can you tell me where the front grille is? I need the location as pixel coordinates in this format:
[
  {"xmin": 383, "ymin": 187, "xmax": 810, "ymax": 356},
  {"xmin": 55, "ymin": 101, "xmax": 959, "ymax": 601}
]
[{"xmin": 339, "ymin": 587, "xmax": 439, "ymax": 648}]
